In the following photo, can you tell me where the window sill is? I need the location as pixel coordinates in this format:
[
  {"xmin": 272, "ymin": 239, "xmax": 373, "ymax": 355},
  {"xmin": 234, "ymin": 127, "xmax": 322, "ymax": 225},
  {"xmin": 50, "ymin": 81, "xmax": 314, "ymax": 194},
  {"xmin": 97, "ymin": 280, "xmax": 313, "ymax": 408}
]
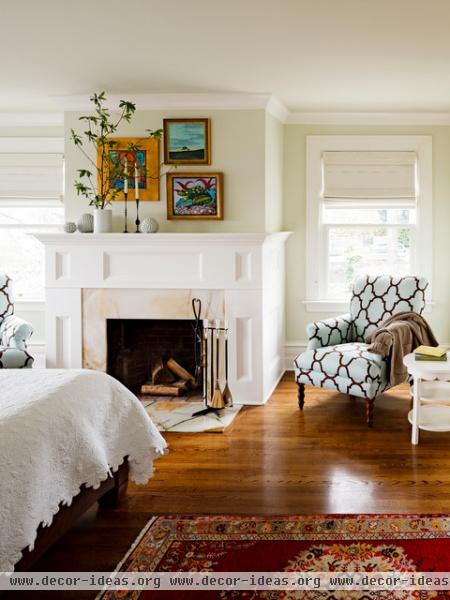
[
  {"xmin": 303, "ymin": 299, "xmax": 434, "ymax": 314},
  {"xmin": 303, "ymin": 300, "xmax": 349, "ymax": 313}
]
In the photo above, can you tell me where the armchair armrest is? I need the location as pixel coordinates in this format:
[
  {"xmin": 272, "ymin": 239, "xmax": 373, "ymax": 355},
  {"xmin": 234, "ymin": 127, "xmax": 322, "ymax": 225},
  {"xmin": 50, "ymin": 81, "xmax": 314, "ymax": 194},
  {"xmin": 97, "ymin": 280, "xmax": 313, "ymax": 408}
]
[
  {"xmin": 306, "ymin": 313, "xmax": 353, "ymax": 349},
  {"xmin": 0, "ymin": 315, "xmax": 33, "ymax": 350}
]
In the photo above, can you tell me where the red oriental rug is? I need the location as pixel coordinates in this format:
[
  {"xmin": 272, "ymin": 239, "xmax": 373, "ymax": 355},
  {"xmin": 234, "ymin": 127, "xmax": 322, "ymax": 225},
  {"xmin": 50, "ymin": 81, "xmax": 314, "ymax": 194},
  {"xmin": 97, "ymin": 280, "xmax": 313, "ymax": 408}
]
[{"xmin": 99, "ymin": 514, "xmax": 450, "ymax": 599}]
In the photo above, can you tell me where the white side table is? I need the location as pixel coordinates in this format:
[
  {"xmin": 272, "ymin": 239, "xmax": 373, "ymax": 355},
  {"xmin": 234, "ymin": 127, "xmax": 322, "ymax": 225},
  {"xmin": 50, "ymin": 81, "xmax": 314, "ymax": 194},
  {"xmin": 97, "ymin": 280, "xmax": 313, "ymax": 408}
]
[{"xmin": 403, "ymin": 352, "xmax": 450, "ymax": 444}]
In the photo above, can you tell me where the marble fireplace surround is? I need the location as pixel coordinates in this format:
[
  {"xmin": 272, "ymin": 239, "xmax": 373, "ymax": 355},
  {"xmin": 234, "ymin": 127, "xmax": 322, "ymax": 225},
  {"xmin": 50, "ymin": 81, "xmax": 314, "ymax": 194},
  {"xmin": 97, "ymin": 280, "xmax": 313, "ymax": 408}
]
[
  {"xmin": 35, "ymin": 232, "xmax": 290, "ymax": 405},
  {"xmin": 83, "ymin": 288, "xmax": 224, "ymax": 372}
]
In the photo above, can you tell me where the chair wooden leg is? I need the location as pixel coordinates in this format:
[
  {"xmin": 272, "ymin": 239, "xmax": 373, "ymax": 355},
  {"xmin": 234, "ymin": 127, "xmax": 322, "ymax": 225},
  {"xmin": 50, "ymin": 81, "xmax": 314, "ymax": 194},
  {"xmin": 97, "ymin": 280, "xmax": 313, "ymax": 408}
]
[
  {"xmin": 297, "ymin": 383, "xmax": 305, "ymax": 410},
  {"xmin": 365, "ymin": 398, "xmax": 374, "ymax": 428}
]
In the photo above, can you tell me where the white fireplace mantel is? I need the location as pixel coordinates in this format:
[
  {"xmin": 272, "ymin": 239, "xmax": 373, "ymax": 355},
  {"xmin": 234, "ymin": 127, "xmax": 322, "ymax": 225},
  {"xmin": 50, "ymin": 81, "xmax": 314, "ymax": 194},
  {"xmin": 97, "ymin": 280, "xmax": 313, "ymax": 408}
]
[{"xmin": 35, "ymin": 232, "xmax": 291, "ymax": 405}]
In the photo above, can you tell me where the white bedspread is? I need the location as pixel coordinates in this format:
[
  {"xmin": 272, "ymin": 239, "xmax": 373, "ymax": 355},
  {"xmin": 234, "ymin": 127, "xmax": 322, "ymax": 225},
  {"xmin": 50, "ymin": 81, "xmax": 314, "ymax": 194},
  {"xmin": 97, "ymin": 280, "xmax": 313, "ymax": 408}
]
[{"xmin": 0, "ymin": 369, "xmax": 167, "ymax": 571}]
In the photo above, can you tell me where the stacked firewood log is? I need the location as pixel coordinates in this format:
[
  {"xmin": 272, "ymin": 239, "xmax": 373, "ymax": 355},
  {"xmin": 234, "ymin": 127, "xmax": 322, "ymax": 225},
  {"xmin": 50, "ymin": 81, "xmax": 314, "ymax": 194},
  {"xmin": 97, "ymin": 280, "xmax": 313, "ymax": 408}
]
[{"xmin": 140, "ymin": 358, "xmax": 197, "ymax": 396}]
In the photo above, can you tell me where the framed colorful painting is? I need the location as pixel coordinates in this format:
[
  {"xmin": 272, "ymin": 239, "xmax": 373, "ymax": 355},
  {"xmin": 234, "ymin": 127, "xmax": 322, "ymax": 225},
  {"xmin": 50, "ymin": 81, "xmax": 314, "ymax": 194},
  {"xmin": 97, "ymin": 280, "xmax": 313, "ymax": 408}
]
[
  {"xmin": 97, "ymin": 137, "xmax": 160, "ymax": 201},
  {"xmin": 163, "ymin": 119, "xmax": 211, "ymax": 165},
  {"xmin": 166, "ymin": 172, "xmax": 223, "ymax": 220}
]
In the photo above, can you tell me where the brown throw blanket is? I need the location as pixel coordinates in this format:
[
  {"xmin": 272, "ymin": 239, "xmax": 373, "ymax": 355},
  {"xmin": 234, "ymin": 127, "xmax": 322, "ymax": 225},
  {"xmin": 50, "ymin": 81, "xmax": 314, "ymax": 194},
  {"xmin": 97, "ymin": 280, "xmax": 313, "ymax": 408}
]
[{"xmin": 365, "ymin": 312, "xmax": 439, "ymax": 386}]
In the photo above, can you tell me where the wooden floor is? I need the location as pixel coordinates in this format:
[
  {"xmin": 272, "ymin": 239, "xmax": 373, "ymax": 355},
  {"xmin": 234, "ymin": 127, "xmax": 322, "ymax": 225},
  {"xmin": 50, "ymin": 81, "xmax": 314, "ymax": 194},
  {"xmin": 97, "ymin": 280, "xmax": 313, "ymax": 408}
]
[{"xmin": 11, "ymin": 374, "xmax": 450, "ymax": 598}]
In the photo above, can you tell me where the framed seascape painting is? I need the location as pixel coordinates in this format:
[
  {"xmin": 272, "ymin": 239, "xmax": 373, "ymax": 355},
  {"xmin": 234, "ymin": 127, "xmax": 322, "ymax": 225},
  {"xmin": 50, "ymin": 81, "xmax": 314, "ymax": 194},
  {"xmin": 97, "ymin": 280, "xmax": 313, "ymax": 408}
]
[
  {"xmin": 163, "ymin": 118, "xmax": 211, "ymax": 165},
  {"xmin": 98, "ymin": 137, "xmax": 160, "ymax": 201},
  {"xmin": 166, "ymin": 172, "xmax": 223, "ymax": 220}
]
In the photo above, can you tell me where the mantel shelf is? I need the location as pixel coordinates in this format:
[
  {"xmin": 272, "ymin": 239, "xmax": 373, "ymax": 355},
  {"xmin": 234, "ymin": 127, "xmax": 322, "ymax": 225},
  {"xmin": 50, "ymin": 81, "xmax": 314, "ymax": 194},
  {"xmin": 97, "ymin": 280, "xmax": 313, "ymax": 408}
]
[{"xmin": 33, "ymin": 232, "xmax": 292, "ymax": 247}]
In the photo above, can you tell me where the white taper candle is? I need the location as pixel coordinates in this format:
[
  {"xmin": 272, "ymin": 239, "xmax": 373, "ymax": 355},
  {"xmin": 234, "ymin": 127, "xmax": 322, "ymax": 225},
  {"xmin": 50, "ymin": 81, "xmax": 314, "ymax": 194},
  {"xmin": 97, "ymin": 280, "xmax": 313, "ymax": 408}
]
[
  {"xmin": 124, "ymin": 158, "xmax": 128, "ymax": 193},
  {"xmin": 134, "ymin": 163, "xmax": 139, "ymax": 199}
]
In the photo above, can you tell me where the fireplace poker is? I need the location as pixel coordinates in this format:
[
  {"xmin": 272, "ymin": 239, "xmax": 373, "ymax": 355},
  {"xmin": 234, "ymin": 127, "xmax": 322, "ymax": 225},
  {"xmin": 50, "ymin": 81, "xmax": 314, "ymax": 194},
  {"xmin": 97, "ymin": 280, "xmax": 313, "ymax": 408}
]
[
  {"xmin": 203, "ymin": 319, "xmax": 208, "ymax": 405},
  {"xmin": 191, "ymin": 298, "xmax": 203, "ymax": 386},
  {"xmin": 210, "ymin": 323, "xmax": 214, "ymax": 404}
]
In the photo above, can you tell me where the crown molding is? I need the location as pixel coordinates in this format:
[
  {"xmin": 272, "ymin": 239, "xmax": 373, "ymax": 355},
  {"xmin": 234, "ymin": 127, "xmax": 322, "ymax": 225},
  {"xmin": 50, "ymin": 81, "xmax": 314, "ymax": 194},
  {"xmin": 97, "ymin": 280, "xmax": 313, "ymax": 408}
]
[
  {"xmin": 50, "ymin": 92, "xmax": 275, "ymax": 112},
  {"xmin": 43, "ymin": 93, "xmax": 450, "ymax": 125},
  {"xmin": 266, "ymin": 96, "xmax": 289, "ymax": 123},
  {"xmin": 0, "ymin": 112, "xmax": 63, "ymax": 127},
  {"xmin": 287, "ymin": 111, "xmax": 450, "ymax": 125},
  {"xmin": 51, "ymin": 92, "xmax": 289, "ymax": 122}
]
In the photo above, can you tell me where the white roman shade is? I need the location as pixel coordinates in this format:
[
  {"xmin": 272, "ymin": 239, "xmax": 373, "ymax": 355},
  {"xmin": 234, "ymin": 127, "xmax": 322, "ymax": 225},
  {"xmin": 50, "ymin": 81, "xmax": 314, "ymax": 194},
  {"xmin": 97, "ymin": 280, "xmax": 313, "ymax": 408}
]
[
  {"xmin": 321, "ymin": 151, "xmax": 417, "ymax": 204},
  {"xmin": 0, "ymin": 138, "xmax": 64, "ymax": 204}
]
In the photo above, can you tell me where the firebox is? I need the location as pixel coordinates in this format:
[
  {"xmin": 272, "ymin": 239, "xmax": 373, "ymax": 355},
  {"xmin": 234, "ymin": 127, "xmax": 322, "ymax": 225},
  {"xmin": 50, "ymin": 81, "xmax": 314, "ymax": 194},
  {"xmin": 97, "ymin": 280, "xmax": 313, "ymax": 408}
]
[{"xmin": 106, "ymin": 318, "xmax": 201, "ymax": 395}]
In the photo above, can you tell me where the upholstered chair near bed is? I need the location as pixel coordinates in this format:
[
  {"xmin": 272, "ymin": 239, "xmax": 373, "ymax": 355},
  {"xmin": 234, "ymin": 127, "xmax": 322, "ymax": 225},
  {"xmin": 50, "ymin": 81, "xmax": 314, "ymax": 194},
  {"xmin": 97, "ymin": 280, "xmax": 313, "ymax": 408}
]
[
  {"xmin": 294, "ymin": 275, "xmax": 428, "ymax": 427},
  {"xmin": 0, "ymin": 274, "xmax": 34, "ymax": 368}
]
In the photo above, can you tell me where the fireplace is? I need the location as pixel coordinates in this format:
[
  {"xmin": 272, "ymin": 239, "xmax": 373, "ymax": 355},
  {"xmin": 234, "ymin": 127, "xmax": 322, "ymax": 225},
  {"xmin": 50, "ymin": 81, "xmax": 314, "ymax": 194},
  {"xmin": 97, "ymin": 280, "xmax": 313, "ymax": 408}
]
[
  {"xmin": 36, "ymin": 232, "xmax": 290, "ymax": 405},
  {"xmin": 107, "ymin": 318, "xmax": 201, "ymax": 395}
]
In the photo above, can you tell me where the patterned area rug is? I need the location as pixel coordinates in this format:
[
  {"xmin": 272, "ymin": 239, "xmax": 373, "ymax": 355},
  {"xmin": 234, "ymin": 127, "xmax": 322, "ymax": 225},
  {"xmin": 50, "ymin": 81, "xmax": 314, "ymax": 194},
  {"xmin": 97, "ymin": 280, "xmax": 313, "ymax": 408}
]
[
  {"xmin": 142, "ymin": 398, "xmax": 242, "ymax": 432},
  {"xmin": 99, "ymin": 514, "xmax": 450, "ymax": 599}
]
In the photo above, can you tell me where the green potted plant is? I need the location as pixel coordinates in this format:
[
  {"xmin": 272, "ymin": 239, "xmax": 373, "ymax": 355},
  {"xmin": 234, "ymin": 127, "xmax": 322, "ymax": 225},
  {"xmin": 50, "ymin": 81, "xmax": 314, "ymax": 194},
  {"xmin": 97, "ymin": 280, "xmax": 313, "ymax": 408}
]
[{"xmin": 70, "ymin": 92, "xmax": 136, "ymax": 233}]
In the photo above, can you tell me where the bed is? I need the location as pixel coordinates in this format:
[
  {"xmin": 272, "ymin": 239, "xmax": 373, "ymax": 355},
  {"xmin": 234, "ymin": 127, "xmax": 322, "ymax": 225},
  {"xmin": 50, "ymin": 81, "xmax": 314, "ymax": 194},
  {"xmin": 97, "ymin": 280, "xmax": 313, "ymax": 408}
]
[{"xmin": 0, "ymin": 368, "xmax": 167, "ymax": 572}]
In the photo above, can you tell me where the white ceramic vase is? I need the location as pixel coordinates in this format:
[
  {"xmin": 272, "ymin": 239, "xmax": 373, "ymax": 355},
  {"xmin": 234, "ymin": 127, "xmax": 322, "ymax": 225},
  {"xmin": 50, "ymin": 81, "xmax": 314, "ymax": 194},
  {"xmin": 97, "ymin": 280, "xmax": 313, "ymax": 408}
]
[{"xmin": 93, "ymin": 208, "xmax": 112, "ymax": 233}]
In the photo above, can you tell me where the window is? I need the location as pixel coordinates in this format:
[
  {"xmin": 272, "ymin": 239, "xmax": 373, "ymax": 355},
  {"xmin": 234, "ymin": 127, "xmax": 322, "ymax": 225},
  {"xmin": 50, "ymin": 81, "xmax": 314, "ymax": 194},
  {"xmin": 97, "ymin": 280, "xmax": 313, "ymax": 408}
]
[
  {"xmin": 0, "ymin": 138, "xmax": 64, "ymax": 300},
  {"xmin": 306, "ymin": 136, "xmax": 432, "ymax": 310}
]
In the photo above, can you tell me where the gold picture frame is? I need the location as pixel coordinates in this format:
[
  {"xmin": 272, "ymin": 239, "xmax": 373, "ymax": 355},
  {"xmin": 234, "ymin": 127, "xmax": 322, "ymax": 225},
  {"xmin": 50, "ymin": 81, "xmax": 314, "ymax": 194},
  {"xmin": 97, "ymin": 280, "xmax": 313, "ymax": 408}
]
[
  {"xmin": 163, "ymin": 118, "xmax": 211, "ymax": 165},
  {"xmin": 97, "ymin": 137, "xmax": 160, "ymax": 201},
  {"xmin": 166, "ymin": 172, "xmax": 223, "ymax": 220}
]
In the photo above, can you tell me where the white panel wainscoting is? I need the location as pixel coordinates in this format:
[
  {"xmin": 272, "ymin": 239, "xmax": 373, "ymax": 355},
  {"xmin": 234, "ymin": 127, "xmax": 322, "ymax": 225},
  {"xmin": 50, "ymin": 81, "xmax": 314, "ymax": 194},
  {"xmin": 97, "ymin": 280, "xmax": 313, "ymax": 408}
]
[{"xmin": 35, "ymin": 233, "xmax": 291, "ymax": 405}]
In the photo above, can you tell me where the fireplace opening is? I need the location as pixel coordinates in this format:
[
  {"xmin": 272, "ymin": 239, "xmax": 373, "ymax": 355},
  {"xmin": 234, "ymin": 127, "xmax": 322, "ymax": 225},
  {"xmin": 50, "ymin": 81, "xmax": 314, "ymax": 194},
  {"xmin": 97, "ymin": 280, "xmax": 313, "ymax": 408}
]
[{"xmin": 106, "ymin": 318, "xmax": 202, "ymax": 396}]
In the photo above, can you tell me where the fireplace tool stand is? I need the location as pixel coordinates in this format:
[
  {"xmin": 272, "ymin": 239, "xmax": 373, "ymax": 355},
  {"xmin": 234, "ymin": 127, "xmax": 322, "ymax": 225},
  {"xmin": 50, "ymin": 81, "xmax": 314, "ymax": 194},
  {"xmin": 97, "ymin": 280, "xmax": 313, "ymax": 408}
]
[{"xmin": 191, "ymin": 299, "xmax": 230, "ymax": 418}]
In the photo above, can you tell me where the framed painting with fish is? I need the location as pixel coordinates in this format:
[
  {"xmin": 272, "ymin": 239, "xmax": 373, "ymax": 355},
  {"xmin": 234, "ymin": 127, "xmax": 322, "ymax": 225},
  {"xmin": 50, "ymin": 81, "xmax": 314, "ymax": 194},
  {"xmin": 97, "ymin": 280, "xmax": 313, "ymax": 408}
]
[
  {"xmin": 163, "ymin": 119, "xmax": 211, "ymax": 165},
  {"xmin": 166, "ymin": 172, "xmax": 223, "ymax": 220}
]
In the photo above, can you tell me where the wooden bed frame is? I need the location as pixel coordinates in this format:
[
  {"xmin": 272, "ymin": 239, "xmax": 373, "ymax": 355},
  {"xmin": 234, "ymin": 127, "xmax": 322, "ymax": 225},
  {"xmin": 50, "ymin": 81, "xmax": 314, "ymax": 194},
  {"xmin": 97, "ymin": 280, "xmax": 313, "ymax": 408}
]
[{"xmin": 15, "ymin": 460, "xmax": 129, "ymax": 571}]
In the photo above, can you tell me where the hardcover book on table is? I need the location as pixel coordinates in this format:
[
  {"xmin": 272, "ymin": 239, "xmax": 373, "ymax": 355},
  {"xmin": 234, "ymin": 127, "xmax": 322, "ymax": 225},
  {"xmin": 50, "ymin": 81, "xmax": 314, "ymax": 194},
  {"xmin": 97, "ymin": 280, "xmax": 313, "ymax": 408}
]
[{"xmin": 414, "ymin": 345, "xmax": 447, "ymax": 361}]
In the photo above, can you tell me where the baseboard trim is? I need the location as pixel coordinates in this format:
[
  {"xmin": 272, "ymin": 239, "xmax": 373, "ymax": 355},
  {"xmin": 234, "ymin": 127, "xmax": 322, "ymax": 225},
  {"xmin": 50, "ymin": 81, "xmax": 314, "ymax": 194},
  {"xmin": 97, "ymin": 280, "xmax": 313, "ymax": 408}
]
[
  {"xmin": 284, "ymin": 341, "xmax": 307, "ymax": 371},
  {"xmin": 264, "ymin": 369, "xmax": 286, "ymax": 403}
]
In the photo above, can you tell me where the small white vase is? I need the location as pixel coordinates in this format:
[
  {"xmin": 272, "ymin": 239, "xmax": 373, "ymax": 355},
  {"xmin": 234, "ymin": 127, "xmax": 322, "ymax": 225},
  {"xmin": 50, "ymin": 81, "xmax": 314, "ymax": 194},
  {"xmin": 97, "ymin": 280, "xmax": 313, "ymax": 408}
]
[{"xmin": 93, "ymin": 208, "xmax": 112, "ymax": 233}]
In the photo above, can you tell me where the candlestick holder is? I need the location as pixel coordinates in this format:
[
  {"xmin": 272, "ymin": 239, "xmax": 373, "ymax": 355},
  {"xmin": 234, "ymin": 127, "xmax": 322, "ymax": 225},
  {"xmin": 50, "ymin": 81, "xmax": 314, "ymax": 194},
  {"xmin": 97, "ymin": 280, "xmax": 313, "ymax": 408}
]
[
  {"xmin": 135, "ymin": 198, "xmax": 140, "ymax": 233},
  {"xmin": 123, "ymin": 191, "xmax": 128, "ymax": 233}
]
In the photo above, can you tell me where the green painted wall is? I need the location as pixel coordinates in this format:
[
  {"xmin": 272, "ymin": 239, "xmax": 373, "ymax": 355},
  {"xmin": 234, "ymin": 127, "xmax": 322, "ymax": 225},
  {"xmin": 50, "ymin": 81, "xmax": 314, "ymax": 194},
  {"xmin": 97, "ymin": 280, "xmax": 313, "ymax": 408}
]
[
  {"xmin": 265, "ymin": 112, "xmax": 284, "ymax": 232},
  {"xmin": 64, "ymin": 109, "xmax": 268, "ymax": 233}
]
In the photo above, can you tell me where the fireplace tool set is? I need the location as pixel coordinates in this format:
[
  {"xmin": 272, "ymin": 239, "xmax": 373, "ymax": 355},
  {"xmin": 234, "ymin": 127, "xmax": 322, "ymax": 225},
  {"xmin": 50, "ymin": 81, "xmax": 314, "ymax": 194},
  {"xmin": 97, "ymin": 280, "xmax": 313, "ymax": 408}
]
[{"xmin": 191, "ymin": 299, "xmax": 233, "ymax": 417}]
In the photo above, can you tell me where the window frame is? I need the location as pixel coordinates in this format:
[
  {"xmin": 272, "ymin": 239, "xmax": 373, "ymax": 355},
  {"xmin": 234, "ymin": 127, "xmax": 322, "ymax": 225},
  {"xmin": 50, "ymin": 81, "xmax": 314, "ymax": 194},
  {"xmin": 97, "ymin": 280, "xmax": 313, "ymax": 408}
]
[
  {"xmin": 0, "ymin": 137, "xmax": 64, "ymax": 303},
  {"xmin": 305, "ymin": 135, "xmax": 433, "ymax": 312}
]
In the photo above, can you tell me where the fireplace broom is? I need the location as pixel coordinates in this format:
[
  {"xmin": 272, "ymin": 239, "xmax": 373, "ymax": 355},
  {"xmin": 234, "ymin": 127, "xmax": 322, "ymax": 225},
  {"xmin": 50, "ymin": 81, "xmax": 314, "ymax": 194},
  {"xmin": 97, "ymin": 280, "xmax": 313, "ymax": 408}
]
[
  {"xmin": 222, "ymin": 323, "xmax": 233, "ymax": 407},
  {"xmin": 210, "ymin": 322, "xmax": 225, "ymax": 409}
]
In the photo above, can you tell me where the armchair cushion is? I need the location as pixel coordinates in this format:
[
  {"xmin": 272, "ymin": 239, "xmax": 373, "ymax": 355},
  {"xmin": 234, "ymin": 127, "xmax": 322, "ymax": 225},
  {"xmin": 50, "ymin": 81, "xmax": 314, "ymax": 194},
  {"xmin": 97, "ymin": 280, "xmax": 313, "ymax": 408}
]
[
  {"xmin": 306, "ymin": 313, "xmax": 353, "ymax": 349},
  {"xmin": 295, "ymin": 342, "xmax": 389, "ymax": 400},
  {"xmin": 0, "ymin": 315, "xmax": 33, "ymax": 350}
]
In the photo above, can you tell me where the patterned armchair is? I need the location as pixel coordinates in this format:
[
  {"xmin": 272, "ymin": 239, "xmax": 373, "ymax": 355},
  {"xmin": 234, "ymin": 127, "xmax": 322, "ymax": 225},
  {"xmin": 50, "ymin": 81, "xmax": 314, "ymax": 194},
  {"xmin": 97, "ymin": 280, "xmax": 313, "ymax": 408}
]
[
  {"xmin": 294, "ymin": 275, "xmax": 428, "ymax": 427},
  {"xmin": 0, "ymin": 274, "xmax": 34, "ymax": 368}
]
